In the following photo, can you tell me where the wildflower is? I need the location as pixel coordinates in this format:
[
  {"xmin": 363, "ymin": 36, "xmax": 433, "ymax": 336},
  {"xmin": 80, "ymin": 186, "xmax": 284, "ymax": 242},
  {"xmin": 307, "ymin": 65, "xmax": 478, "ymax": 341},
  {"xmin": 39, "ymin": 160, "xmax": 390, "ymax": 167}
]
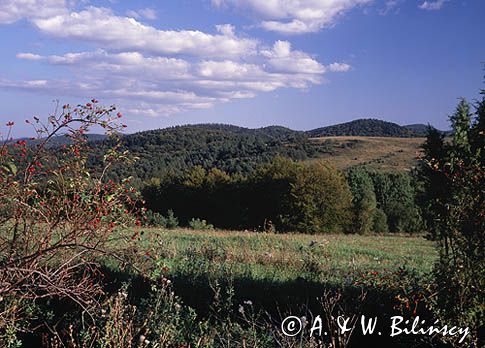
[{"xmin": 6, "ymin": 121, "xmax": 14, "ymax": 126}]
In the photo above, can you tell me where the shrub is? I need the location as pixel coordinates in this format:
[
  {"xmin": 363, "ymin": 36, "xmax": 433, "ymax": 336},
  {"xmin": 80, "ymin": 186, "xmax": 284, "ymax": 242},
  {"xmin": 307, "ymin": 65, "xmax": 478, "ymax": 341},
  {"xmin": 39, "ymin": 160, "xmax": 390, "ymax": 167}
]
[
  {"xmin": 165, "ymin": 209, "xmax": 179, "ymax": 229},
  {"xmin": 143, "ymin": 209, "xmax": 179, "ymax": 229},
  {"xmin": 189, "ymin": 217, "xmax": 214, "ymax": 230},
  {"xmin": 0, "ymin": 101, "xmax": 142, "ymax": 340}
]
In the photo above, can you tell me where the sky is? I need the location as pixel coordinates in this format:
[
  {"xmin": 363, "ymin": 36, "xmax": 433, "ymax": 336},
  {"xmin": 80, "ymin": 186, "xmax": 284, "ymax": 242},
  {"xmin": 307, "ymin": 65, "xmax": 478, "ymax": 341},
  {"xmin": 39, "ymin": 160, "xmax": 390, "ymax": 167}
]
[{"xmin": 0, "ymin": 0, "xmax": 484, "ymax": 136}]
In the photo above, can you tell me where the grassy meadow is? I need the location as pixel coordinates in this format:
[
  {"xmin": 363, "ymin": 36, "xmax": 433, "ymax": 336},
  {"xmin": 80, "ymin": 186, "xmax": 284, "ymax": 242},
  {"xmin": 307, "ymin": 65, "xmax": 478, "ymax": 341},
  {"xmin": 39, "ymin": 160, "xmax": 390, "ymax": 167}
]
[
  {"xmin": 133, "ymin": 229, "xmax": 435, "ymax": 282},
  {"xmin": 103, "ymin": 229, "xmax": 437, "ymax": 320},
  {"xmin": 309, "ymin": 136, "xmax": 424, "ymax": 171}
]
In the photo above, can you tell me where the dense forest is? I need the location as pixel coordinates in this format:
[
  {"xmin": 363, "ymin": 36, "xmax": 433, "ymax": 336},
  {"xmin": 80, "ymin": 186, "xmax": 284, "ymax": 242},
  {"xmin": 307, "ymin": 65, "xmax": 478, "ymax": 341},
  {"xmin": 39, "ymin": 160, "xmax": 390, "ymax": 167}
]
[
  {"xmin": 141, "ymin": 159, "xmax": 422, "ymax": 234},
  {"xmin": 89, "ymin": 124, "xmax": 320, "ymax": 183},
  {"xmin": 307, "ymin": 119, "xmax": 433, "ymax": 137}
]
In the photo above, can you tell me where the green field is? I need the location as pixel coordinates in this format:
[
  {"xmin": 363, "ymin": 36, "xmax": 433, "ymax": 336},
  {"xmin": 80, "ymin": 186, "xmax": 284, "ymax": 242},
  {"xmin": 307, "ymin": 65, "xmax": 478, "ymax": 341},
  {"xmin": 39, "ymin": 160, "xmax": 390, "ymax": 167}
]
[{"xmin": 132, "ymin": 229, "xmax": 436, "ymax": 285}]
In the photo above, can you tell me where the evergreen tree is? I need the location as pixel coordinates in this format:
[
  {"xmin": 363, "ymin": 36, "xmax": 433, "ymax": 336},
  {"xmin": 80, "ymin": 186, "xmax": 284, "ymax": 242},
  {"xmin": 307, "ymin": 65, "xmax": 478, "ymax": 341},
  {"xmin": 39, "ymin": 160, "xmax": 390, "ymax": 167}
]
[{"xmin": 420, "ymin": 93, "xmax": 484, "ymax": 347}]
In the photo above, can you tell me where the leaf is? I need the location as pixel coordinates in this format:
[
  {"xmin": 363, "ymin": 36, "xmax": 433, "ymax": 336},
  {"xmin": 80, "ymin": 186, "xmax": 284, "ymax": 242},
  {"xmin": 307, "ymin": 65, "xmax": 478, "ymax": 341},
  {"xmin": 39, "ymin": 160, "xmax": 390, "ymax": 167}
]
[{"xmin": 2, "ymin": 161, "xmax": 17, "ymax": 175}]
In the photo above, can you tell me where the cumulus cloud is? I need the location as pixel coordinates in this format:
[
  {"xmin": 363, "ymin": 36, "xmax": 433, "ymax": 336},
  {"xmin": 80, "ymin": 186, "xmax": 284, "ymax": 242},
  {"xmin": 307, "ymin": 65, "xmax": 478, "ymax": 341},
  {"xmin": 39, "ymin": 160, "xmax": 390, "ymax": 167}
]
[
  {"xmin": 418, "ymin": 0, "xmax": 447, "ymax": 11},
  {"xmin": 14, "ymin": 45, "xmax": 350, "ymax": 115},
  {"xmin": 32, "ymin": 7, "xmax": 258, "ymax": 58},
  {"xmin": 126, "ymin": 8, "xmax": 157, "ymax": 20},
  {"xmin": 0, "ymin": 0, "xmax": 67, "ymax": 24},
  {"xmin": 261, "ymin": 40, "xmax": 325, "ymax": 74},
  {"xmin": 3, "ymin": 3, "xmax": 352, "ymax": 118},
  {"xmin": 212, "ymin": 0, "xmax": 372, "ymax": 34}
]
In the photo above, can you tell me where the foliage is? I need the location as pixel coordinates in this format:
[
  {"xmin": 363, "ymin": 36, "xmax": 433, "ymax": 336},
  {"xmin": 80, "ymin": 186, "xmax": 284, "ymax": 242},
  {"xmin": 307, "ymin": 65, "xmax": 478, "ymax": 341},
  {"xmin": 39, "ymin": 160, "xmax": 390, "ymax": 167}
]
[
  {"xmin": 144, "ymin": 157, "xmax": 352, "ymax": 233},
  {"xmin": 347, "ymin": 168, "xmax": 377, "ymax": 234},
  {"xmin": 0, "ymin": 101, "xmax": 141, "ymax": 340},
  {"xmin": 283, "ymin": 160, "xmax": 353, "ymax": 233},
  {"xmin": 188, "ymin": 217, "xmax": 214, "ymax": 230},
  {"xmin": 142, "ymin": 209, "xmax": 179, "ymax": 229},
  {"xmin": 418, "ymin": 93, "xmax": 485, "ymax": 347},
  {"xmin": 370, "ymin": 171, "xmax": 422, "ymax": 233},
  {"xmin": 372, "ymin": 208, "xmax": 389, "ymax": 233},
  {"xmin": 81, "ymin": 121, "xmax": 431, "ymax": 185},
  {"xmin": 91, "ymin": 124, "xmax": 320, "ymax": 184}
]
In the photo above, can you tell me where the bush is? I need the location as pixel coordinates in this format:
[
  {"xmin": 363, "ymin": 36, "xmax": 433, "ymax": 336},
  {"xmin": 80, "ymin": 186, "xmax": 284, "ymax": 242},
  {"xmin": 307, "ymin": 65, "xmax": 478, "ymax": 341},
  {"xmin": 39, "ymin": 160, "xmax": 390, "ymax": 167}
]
[
  {"xmin": 143, "ymin": 209, "xmax": 179, "ymax": 229},
  {"xmin": 0, "ymin": 101, "xmax": 142, "ymax": 340},
  {"xmin": 165, "ymin": 209, "xmax": 179, "ymax": 229},
  {"xmin": 189, "ymin": 217, "xmax": 214, "ymax": 230}
]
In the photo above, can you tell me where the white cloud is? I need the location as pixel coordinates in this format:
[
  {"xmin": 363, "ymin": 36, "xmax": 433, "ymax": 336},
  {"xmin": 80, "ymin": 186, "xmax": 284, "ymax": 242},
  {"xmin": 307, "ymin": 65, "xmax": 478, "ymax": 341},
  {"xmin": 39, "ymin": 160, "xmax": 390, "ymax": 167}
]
[
  {"xmin": 212, "ymin": 0, "xmax": 372, "ymax": 34},
  {"xmin": 126, "ymin": 7, "xmax": 157, "ymax": 20},
  {"xmin": 261, "ymin": 40, "xmax": 326, "ymax": 74},
  {"xmin": 32, "ymin": 7, "xmax": 258, "ymax": 58},
  {"xmin": 17, "ymin": 50, "xmax": 192, "ymax": 80},
  {"xmin": 0, "ymin": 0, "xmax": 67, "ymax": 24},
  {"xmin": 379, "ymin": 0, "xmax": 401, "ymax": 15},
  {"xmin": 14, "ymin": 46, "xmax": 350, "ymax": 116},
  {"xmin": 4, "ymin": 3, "xmax": 352, "ymax": 118},
  {"xmin": 419, "ymin": 0, "xmax": 447, "ymax": 11},
  {"xmin": 327, "ymin": 62, "xmax": 351, "ymax": 72}
]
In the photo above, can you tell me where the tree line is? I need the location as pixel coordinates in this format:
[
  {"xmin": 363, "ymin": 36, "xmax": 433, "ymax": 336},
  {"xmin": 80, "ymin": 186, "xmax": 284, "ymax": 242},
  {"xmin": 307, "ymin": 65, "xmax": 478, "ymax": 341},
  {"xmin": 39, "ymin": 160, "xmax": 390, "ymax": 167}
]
[{"xmin": 142, "ymin": 158, "xmax": 423, "ymax": 234}]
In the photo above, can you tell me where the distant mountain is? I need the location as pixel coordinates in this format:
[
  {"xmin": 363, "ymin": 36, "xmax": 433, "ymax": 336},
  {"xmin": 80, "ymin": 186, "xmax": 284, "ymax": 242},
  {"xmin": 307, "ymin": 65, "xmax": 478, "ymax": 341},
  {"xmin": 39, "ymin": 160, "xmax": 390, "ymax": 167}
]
[
  {"xmin": 7, "ymin": 133, "xmax": 107, "ymax": 147},
  {"xmin": 404, "ymin": 123, "xmax": 439, "ymax": 137},
  {"xmin": 307, "ymin": 119, "xmax": 426, "ymax": 138}
]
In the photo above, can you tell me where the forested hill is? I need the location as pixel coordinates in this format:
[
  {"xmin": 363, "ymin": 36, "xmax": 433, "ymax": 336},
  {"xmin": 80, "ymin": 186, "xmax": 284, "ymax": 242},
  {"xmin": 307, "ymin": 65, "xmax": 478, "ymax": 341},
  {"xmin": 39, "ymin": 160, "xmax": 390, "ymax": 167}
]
[
  {"xmin": 307, "ymin": 119, "xmax": 431, "ymax": 137},
  {"xmin": 94, "ymin": 124, "xmax": 319, "ymax": 183}
]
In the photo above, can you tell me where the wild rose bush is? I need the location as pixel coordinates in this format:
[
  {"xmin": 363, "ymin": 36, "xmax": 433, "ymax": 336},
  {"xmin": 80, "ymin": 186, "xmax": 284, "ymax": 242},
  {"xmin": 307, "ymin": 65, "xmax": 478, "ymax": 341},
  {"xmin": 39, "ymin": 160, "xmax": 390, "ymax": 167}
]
[{"xmin": 0, "ymin": 101, "xmax": 142, "ymax": 339}]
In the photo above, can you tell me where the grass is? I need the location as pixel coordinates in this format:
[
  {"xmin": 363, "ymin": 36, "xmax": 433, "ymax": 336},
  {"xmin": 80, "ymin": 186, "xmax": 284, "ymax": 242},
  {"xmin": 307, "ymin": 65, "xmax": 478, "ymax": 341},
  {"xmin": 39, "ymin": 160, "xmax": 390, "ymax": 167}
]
[
  {"xmin": 131, "ymin": 228, "xmax": 436, "ymax": 285},
  {"xmin": 308, "ymin": 136, "xmax": 425, "ymax": 171},
  {"xmin": 108, "ymin": 228, "xmax": 437, "ymax": 318}
]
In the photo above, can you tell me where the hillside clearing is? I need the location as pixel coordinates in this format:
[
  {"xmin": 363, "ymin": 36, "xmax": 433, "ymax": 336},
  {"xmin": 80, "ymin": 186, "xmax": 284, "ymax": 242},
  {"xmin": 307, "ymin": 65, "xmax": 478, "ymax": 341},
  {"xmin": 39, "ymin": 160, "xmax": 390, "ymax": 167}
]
[{"xmin": 308, "ymin": 136, "xmax": 425, "ymax": 171}]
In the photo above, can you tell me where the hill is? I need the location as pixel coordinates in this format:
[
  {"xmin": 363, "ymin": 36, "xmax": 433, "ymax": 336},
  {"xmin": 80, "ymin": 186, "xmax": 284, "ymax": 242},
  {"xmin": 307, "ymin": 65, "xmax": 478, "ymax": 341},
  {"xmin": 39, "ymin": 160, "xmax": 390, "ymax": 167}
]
[
  {"xmin": 403, "ymin": 123, "xmax": 442, "ymax": 136},
  {"xmin": 307, "ymin": 119, "xmax": 424, "ymax": 137},
  {"xmin": 82, "ymin": 123, "xmax": 426, "ymax": 184},
  {"xmin": 93, "ymin": 124, "xmax": 315, "ymax": 183}
]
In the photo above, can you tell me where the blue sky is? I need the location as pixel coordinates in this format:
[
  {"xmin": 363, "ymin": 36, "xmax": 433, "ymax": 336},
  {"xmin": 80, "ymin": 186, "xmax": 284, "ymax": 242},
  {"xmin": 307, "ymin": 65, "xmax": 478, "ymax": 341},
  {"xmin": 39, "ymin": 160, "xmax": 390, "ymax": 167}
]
[{"xmin": 0, "ymin": 0, "xmax": 484, "ymax": 136}]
